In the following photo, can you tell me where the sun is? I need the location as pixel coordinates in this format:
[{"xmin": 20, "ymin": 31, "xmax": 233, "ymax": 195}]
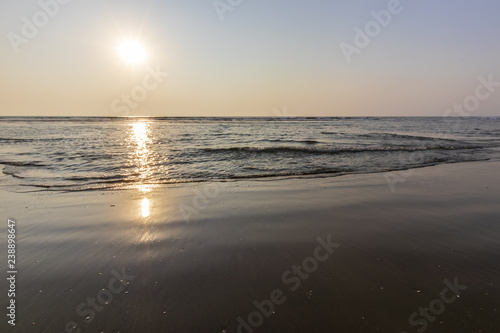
[{"xmin": 118, "ymin": 40, "xmax": 147, "ymax": 65}]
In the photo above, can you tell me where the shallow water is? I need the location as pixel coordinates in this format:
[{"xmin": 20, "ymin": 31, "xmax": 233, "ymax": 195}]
[{"xmin": 1, "ymin": 117, "xmax": 499, "ymax": 192}]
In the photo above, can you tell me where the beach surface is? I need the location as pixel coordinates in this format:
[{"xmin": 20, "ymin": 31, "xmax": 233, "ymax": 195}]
[{"xmin": 1, "ymin": 161, "xmax": 500, "ymax": 332}]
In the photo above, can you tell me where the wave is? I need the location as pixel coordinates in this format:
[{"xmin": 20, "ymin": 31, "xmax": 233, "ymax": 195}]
[
  {"xmin": 203, "ymin": 145, "xmax": 482, "ymax": 155},
  {"xmin": 2, "ymin": 167, "xmax": 24, "ymax": 179},
  {"xmin": 321, "ymin": 131, "xmax": 346, "ymax": 135},
  {"xmin": 17, "ymin": 157, "xmax": 491, "ymax": 193},
  {"xmin": 0, "ymin": 161, "xmax": 47, "ymax": 167},
  {"xmin": 0, "ymin": 137, "xmax": 70, "ymax": 143},
  {"xmin": 357, "ymin": 132, "xmax": 463, "ymax": 142},
  {"xmin": 64, "ymin": 175, "xmax": 127, "ymax": 182},
  {"xmin": 263, "ymin": 139, "xmax": 320, "ymax": 145}
]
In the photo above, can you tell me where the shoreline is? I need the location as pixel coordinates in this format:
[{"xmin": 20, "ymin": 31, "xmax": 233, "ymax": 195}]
[{"xmin": 2, "ymin": 156, "xmax": 496, "ymax": 195}]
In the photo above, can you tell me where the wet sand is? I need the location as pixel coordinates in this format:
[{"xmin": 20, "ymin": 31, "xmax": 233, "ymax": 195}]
[{"xmin": 1, "ymin": 161, "xmax": 500, "ymax": 332}]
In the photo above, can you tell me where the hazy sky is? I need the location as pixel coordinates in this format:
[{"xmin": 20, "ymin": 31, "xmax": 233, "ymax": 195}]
[{"xmin": 1, "ymin": 0, "xmax": 499, "ymax": 117}]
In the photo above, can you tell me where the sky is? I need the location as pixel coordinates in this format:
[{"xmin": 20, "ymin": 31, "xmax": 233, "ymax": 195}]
[{"xmin": 0, "ymin": 0, "xmax": 499, "ymax": 117}]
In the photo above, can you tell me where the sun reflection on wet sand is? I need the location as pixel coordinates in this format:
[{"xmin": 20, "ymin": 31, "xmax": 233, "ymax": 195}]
[{"xmin": 141, "ymin": 197, "xmax": 150, "ymax": 218}]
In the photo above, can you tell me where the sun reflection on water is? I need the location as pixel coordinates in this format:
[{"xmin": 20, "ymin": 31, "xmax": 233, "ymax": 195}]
[
  {"xmin": 132, "ymin": 122, "xmax": 148, "ymax": 140},
  {"xmin": 130, "ymin": 122, "xmax": 153, "ymax": 181}
]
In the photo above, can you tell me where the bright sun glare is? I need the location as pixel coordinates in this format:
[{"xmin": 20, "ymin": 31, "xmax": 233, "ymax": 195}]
[{"xmin": 118, "ymin": 40, "xmax": 147, "ymax": 64}]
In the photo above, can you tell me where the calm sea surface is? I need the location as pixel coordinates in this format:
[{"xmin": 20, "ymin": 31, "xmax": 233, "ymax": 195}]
[{"xmin": 1, "ymin": 117, "xmax": 499, "ymax": 192}]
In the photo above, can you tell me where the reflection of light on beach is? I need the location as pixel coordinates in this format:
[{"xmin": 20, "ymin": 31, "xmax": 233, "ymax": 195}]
[
  {"xmin": 129, "ymin": 121, "xmax": 158, "ymax": 259},
  {"xmin": 137, "ymin": 197, "xmax": 158, "ymax": 259},
  {"xmin": 139, "ymin": 230, "xmax": 156, "ymax": 245},
  {"xmin": 141, "ymin": 198, "xmax": 150, "ymax": 218}
]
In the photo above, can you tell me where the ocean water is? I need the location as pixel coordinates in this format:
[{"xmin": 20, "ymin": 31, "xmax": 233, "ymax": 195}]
[{"xmin": 0, "ymin": 117, "xmax": 499, "ymax": 192}]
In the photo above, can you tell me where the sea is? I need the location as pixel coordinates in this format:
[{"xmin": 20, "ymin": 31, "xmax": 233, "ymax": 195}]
[{"xmin": 1, "ymin": 116, "xmax": 499, "ymax": 192}]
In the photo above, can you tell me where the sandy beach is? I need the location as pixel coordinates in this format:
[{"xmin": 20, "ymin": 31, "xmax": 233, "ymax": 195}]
[
  {"xmin": 1, "ymin": 160, "xmax": 500, "ymax": 332},
  {"xmin": 2, "ymin": 0, "xmax": 499, "ymax": 331}
]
